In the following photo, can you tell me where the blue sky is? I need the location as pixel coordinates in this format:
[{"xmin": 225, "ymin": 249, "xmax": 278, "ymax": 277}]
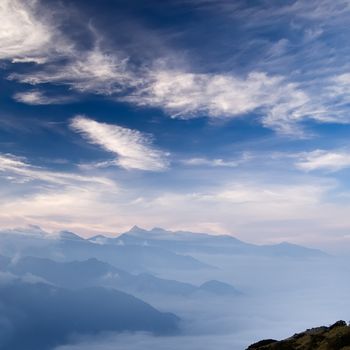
[{"xmin": 1, "ymin": 0, "xmax": 350, "ymax": 250}]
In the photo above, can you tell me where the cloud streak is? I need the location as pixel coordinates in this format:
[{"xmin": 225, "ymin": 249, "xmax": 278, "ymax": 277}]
[
  {"xmin": 0, "ymin": 153, "xmax": 114, "ymax": 186},
  {"xmin": 296, "ymin": 150, "xmax": 350, "ymax": 172},
  {"xmin": 70, "ymin": 116, "xmax": 169, "ymax": 171},
  {"xmin": 13, "ymin": 90, "xmax": 74, "ymax": 105}
]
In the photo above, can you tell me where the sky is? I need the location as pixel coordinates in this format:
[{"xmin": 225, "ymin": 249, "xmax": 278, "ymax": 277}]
[{"xmin": 1, "ymin": 0, "xmax": 350, "ymax": 250}]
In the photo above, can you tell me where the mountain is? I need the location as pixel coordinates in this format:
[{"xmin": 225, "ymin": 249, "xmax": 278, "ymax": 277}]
[
  {"xmin": 0, "ymin": 226, "xmax": 326, "ymax": 267},
  {"xmin": 198, "ymin": 280, "xmax": 241, "ymax": 296},
  {"xmin": 247, "ymin": 320, "xmax": 350, "ymax": 350},
  {"xmin": 114, "ymin": 226, "xmax": 327, "ymax": 258},
  {"xmin": 1, "ymin": 255, "xmax": 239, "ymax": 297},
  {"xmin": 0, "ymin": 229, "xmax": 210, "ymax": 273},
  {"xmin": 58, "ymin": 230, "xmax": 85, "ymax": 241},
  {"xmin": 0, "ymin": 278, "xmax": 179, "ymax": 350}
]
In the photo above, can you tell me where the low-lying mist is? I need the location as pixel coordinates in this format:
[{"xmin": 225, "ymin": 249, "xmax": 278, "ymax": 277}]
[{"xmin": 0, "ymin": 226, "xmax": 349, "ymax": 350}]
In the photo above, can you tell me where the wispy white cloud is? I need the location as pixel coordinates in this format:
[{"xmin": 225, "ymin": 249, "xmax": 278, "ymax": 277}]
[
  {"xmin": 126, "ymin": 69, "xmax": 317, "ymax": 135},
  {"xmin": 0, "ymin": 153, "xmax": 120, "ymax": 233},
  {"xmin": 181, "ymin": 153, "xmax": 251, "ymax": 167},
  {"xmin": 327, "ymin": 74, "xmax": 350, "ymax": 105},
  {"xmin": 70, "ymin": 116, "xmax": 169, "ymax": 171},
  {"xmin": 0, "ymin": 0, "xmax": 71, "ymax": 62},
  {"xmin": 124, "ymin": 66, "xmax": 350, "ymax": 136},
  {"xmin": 194, "ymin": 0, "xmax": 350, "ymax": 24},
  {"xmin": 10, "ymin": 48, "xmax": 136, "ymax": 95},
  {"xmin": 0, "ymin": 169, "xmax": 342, "ymax": 246},
  {"xmin": 128, "ymin": 70, "xmax": 277, "ymax": 117},
  {"xmin": 0, "ymin": 0, "xmax": 51, "ymax": 60},
  {"xmin": 114, "ymin": 179, "xmax": 348, "ymax": 247},
  {"xmin": 211, "ymin": 183, "xmax": 326, "ymax": 205},
  {"xmin": 5, "ymin": 0, "xmax": 350, "ymax": 138},
  {"xmin": 279, "ymin": 0, "xmax": 350, "ymax": 21},
  {"xmin": 296, "ymin": 150, "xmax": 350, "ymax": 172},
  {"xmin": 182, "ymin": 158, "xmax": 239, "ymax": 167},
  {"xmin": 13, "ymin": 90, "xmax": 73, "ymax": 105},
  {"xmin": 0, "ymin": 153, "xmax": 349, "ymax": 248},
  {"xmin": 0, "ymin": 153, "xmax": 114, "ymax": 186},
  {"xmin": 4, "ymin": 1, "xmax": 135, "ymax": 96},
  {"xmin": 11, "ymin": 57, "xmax": 48, "ymax": 64}
]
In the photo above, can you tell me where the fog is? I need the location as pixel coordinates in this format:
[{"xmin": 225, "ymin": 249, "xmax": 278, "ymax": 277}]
[{"xmin": 0, "ymin": 227, "xmax": 349, "ymax": 350}]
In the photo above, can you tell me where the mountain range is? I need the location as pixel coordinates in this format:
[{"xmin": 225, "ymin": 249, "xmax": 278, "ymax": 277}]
[
  {"xmin": 95, "ymin": 226, "xmax": 327, "ymax": 258},
  {"xmin": 0, "ymin": 226, "xmax": 326, "ymax": 263},
  {"xmin": 0, "ymin": 255, "xmax": 240, "ymax": 297}
]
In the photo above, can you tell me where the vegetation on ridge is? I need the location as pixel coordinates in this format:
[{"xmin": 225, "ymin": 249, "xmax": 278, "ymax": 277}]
[{"xmin": 247, "ymin": 321, "xmax": 350, "ymax": 350}]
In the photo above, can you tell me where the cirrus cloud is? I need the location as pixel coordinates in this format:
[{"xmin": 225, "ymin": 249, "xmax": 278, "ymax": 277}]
[
  {"xmin": 70, "ymin": 116, "xmax": 169, "ymax": 171},
  {"xmin": 13, "ymin": 90, "xmax": 74, "ymax": 105},
  {"xmin": 0, "ymin": 0, "xmax": 51, "ymax": 61},
  {"xmin": 0, "ymin": 153, "xmax": 114, "ymax": 186},
  {"xmin": 296, "ymin": 150, "xmax": 350, "ymax": 172}
]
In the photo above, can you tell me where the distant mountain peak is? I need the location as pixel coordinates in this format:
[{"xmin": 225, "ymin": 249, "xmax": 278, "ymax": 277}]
[
  {"xmin": 58, "ymin": 231, "xmax": 84, "ymax": 241},
  {"xmin": 125, "ymin": 226, "xmax": 167, "ymax": 239},
  {"xmin": 128, "ymin": 225, "xmax": 147, "ymax": 233},
  {"xmin": 151, "ymin": 227, "xmax": 169, "ymax": 233},
  {"xmin": 199, "ymin": 280, "xmax": 241, "ymax": 296},
  {"xmin": 3, "ymin": 225, "xmax": 50, "ymax": 237}
]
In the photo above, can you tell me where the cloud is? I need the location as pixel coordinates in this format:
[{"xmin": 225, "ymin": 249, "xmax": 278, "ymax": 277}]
[
  {"xmin": 70, "ymin": 116, "xmax": 169, "ymax": 171},
  {"xmin": 3, "ymin": 0, "xmax": 350, "ymax": 142},
  {"xmin": 0, "ymin": 0, "xmax": 51, "ymax": 60},
  {"xmin": 0, "ymin": 153, "xmax": 121, "ymax": 234},
  {"xmin": 296, "ymin": 150, "xmax": 350, "ymax": 172},
  {"xmin": 0, "ymin": 0, "xmax": 71, "ymax": 62},
  {"xmin": 0, "ymin": 158, "xmax": 349, "ymax": 249},
  {"xmin": 211, "ymin": 183, "xmax": 325, "ymax": 205},
  {"xmin": 327, "ymin": 74, "xmax": 350, "ymax": 105},
  {"xmin": 13, "ymin": 90, "xmax": 74, "ymax": 105},
  {"xmin": 279, "ymin": 0, "xmax": 350, "ymax": 21},
  {"xmin": 4, "ymin": 1, "xmax": 135, "ymax": 96},
  {"xmin": 0, "ymin": 153, "xmax": 114, "ymax": 186},
  {"xmin": 182, "ymin": 158, "xmax": 239, "ymax": 167},
  {"xmin": 193, "ymin": 0, "xmax": 350, "ymax": 23},
  {"xmin": 125, "ymin": 69, "xmax": 317, "ymax": 136},
  {"xmin": 10, "ymin": 48, "xmax": 136, "ymax": 95},
  {"xmin": 127, "ymin": 70, "xmax": 281, "ymax": 117},
  {"xmin": 5, "ymin": 1, "xmax": 350, "ymax": 138},
  {"xmin": 181, "ymin": 154, "xmax": 251, "ymax": 167}
]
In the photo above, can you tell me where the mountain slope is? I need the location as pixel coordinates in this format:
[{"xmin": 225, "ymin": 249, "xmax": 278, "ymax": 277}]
[
  {"xmin": 0, "ymin": 279, "xmax": 179, "ymax": 350},
  {"xmin": 1, "ymin": 255, "xmax": 239, "ymax": 297},
  {"xmin": 247, "ymin": 321, "xmax": 350, "ymax": 350}
]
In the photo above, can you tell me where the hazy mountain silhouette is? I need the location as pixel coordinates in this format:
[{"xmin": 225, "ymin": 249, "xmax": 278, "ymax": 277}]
[
  {"xmin": 198, "ymin": 280, "xmax": 241, "ymax": 296},
  {"xmin": 112, "ymin": 226, "xmax": 327, "ymax": 257},
  {"xmin": 0, "ymin": 278, "xmax": 179, "ymax": 350},
  {"xmin": 0, "ymin": 229, "xmax": 210, "ymax": 273},
  {"xmin": 0, "ymin": 226, "xmax": 326, "ymax": 262},
  {"xmin": 1, "ymin": 255, "xmax": 240, "ymax": 297}
]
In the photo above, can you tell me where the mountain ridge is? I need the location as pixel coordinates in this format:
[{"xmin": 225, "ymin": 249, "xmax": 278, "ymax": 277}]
[{"xmin": 247, "ymin": 320, "xmax": 350, "ymax": 350}]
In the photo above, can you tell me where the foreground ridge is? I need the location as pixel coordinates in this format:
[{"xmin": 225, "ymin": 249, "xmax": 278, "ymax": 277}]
[{"xmin": 247, "ymin": 321, "xmax": 350, "ymax": 350}]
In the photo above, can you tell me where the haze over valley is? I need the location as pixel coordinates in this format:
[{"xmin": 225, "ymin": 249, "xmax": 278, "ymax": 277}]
[{"xmin": 1, "ymin": 0, "xmax": 350, "ymax": 348}]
